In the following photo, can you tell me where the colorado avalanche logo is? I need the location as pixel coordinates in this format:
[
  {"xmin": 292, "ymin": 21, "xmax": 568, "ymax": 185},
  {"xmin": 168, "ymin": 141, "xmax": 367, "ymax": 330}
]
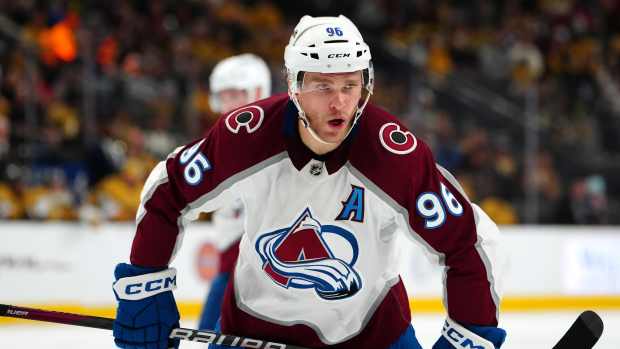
[
  {"xmin": 379, "ymin": 122, "xmax": 417, "ymax": 155},
  {"xmin": 255, "ymin": 208, "xmax": 362, "ymax": 300},
  {"xmin": 225, "ymin": 106, "xmax": 264, "ymax": 134}
]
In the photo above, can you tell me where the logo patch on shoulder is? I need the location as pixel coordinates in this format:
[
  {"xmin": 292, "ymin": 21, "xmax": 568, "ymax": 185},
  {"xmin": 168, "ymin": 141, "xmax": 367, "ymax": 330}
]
[
  {"xmin": 379, "ymin": 122, "xmax": 417, "ymax": 155},
  {"xmin": 225, "ymin": 105, "xmax": 264, "ymax": 134}
]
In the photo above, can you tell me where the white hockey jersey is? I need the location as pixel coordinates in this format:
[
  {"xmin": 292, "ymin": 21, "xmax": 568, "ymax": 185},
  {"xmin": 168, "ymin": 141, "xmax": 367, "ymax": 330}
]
[
  {"xmin": 130, "ymin": 94, "xmax": 502, "ymax": 348},
  {"xmin": 210, "ymin": 198, "xmax": 244, "ymax": 274}
]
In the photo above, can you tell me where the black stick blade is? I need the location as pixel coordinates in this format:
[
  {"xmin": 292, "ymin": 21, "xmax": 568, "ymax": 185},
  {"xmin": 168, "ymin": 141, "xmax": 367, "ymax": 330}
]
[{"xmin": 553, "ymin": 310, "xmax": 604, "ymax": 349}]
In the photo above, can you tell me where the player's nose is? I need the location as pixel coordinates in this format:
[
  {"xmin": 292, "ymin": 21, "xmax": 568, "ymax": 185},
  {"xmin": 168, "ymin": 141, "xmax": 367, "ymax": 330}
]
[{"xmin": 329, "ymin": 91, "xmax": 347, "ymax": 111}]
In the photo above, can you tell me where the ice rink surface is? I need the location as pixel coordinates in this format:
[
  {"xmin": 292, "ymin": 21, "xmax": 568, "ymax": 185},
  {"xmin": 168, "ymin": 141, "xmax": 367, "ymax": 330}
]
[{"xmin": 0, "ymin": 311, "xmax": 618, "ymax": 348}]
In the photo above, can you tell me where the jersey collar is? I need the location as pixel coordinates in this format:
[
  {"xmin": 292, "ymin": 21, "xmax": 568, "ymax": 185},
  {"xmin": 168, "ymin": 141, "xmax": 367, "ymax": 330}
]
[{"xmin": 283, "ymin": 100, "xmax": 358, "ymax": 174}]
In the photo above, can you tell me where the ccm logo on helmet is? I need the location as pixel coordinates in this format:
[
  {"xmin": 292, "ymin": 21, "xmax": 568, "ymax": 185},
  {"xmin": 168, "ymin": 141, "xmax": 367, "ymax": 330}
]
[
  {"xmin": 328, "ymin": 53, "xmax": 351, "ymax": 58},
  {"xmin": 379, "ymin": 122, "xmax": 417, "ymax": 155},
  {"xmin": 225, "ymin": 106, "xmax": 264, "ymax": 134}
]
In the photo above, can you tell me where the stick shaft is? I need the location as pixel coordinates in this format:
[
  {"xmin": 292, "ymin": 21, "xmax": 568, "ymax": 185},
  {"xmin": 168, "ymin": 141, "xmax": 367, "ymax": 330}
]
[
  {"xmin": 0, "ymin": 303, "xmax": 309, "ymax": 349},
  {"xmin": 0, "ymin": 303, "xmax": 113, "ymax": 330},
  {"xmin": 2, "ymin": 304, "xmax": 604, "ymax": 349}
]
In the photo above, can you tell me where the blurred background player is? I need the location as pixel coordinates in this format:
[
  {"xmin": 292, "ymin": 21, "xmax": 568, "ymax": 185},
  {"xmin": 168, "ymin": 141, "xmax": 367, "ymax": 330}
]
[{"xmin": 198, "ymin": 53, "xmax": 272, "ymax": 331}]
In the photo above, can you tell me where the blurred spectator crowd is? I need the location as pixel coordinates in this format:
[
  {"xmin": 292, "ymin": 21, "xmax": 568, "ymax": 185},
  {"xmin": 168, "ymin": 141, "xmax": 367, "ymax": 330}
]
[{"xmin": 0, "ymin": 0, "xmax": 619, "ymax": 224}]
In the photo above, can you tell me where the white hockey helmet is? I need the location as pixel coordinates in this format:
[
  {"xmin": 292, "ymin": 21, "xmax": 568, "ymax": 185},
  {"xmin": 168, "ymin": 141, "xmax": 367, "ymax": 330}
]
[
  {"xmin": 209, "ymin": 53, "xmax": 272, "ymax": 113},
  {"xmin": 284, "ymin": 15, "xmax": 374, "ymax": 143}
]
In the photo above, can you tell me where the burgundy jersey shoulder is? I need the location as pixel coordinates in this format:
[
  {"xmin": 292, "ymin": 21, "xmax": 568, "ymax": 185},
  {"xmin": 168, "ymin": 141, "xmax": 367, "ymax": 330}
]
[
  {"xmin": 349, "ymin": 102, "xmax": 434, "ymax": 205},
  {"xmin": 207, "ymin": 93, "xmax": 290, "ymax": 167},
  {"xmin": 171, "ymin": 93, "xmax": 291, "ymax": 204},
  {"xmin": 211, "ymin": 92, "xmax": 290, "ymax": 141}
]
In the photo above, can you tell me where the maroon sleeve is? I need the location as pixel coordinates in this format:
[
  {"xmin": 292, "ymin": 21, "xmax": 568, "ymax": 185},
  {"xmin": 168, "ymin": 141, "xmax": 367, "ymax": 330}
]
[
  {"xmin": 130, "ymin": 95, "xmax": 289, "ymax": 267},
  {"xmin": 408, "ymin": 142, "xmax": 499, "ymax": 326},
  {"xmin": 130, "ymin": 135, "xmax": 221, "ymax": 267},
  {"xmin": 352, "ymin": 104, "xmax": 500, "ymax": 326}
]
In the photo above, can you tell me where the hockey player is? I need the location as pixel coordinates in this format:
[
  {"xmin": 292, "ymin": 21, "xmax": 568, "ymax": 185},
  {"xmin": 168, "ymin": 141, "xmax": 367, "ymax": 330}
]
[
  {"xmin": 112, "ymin": 15, "xmax": 506, "ymax": 349},
  {"xmin": 198, "ymin": 53, "xmax": 272, "ymax": 331}
]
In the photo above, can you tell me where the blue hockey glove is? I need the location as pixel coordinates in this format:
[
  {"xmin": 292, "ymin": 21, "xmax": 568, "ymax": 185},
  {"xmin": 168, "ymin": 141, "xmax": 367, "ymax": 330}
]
[
  {"xmin": 112, "ymin": 263, "xmax": 180, "ymax": 349},
  {"xmin": 433, "ymin": 318, "xmax": 506, "ymax": 349}
]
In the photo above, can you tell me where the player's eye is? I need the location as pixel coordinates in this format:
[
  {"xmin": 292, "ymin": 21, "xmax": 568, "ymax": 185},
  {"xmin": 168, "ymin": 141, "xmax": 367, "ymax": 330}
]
[
  {"xmin": 314, "ymin": 84, "xmax": 333, "ymax": 93},
  {"xmin": 342, "ymin": 83, "xmax": 359, "ymax": 93}
]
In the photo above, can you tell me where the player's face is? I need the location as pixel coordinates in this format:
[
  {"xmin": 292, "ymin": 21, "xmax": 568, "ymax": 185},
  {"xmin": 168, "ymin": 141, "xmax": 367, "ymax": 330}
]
[
  {"xmin": 217, "ymin": 89, "xmax": 249, "ymax": 114},
  {"xmin": 297, "ymin": 71, "xmax": 363, "ymax": 144}
]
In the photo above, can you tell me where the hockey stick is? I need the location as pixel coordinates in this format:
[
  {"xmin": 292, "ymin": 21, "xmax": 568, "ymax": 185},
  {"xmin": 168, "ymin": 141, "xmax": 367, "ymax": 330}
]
[
  {"xmin": 1, "ymin": 303, "xmax": 604, "ymax": 349},
  {"xmin": 0, "ymin": 303, "xmax": 310, "ymax": 349},
  {"xmin": 553, "ymin": 310, "xmax": 604, "ymax": 349}
]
